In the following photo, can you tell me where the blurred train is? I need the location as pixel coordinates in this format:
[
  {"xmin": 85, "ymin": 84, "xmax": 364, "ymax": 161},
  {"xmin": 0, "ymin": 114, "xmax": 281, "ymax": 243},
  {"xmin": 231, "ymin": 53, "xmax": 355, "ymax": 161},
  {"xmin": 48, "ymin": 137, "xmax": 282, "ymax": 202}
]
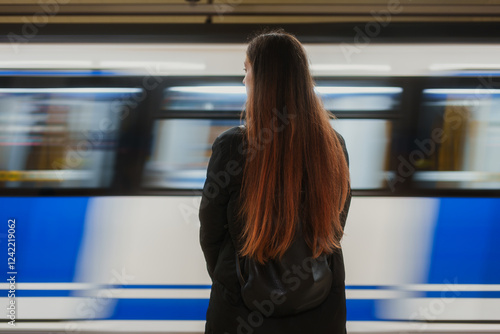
[{"xmin": 0, "ymin": 42, "xmax": 499, "ymax": 333}]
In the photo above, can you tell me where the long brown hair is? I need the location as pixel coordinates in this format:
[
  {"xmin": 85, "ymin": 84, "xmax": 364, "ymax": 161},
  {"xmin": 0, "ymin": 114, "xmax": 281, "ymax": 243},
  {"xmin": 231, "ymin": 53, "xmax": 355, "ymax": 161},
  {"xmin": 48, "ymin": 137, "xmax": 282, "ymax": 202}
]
[{"xmin": 238, "ymin": 29, "xmax": 350, "ymax": 264}]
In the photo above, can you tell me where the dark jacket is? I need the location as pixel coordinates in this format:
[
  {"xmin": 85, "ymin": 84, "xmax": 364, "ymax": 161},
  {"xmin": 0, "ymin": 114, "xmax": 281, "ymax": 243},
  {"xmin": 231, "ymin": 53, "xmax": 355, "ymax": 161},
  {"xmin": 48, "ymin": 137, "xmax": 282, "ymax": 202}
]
[{"xmin": 199, "ymin": 125, "xmax": 352, "ymax": 334}]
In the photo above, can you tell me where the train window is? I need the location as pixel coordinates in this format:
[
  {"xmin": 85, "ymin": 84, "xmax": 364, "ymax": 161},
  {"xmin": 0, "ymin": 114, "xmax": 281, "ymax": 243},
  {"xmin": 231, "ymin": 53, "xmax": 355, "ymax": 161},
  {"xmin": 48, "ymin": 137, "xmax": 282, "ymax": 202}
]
[
  {"xmin": 142, "ymin": 119, "xmax": 392, "ymax": 190},
  {"xmin": 413, "ymin": 88, "xmax": 500, "ymax": 189},
  {"xmin": 162, "ymin": 85, "xmax": 403, "ymax": 113},
  {"xmin": 163, "ymin": 86, "xmax": 247, "ymax": 112},
  {"xmin": 142, "ymin": 119, "xmax": 242, "ymax": 189},
  {"xmin": 331, "ymin": 119, "xmax": 392, "ymax": 189},
  {"xmin": 147, "ymin": 82, "xmax": 399, "ymax": 190},
  {"xmin": 317, "ymin": 86, "xmax": 402, "ymax": 112},
  {"xmin": 0, "ymin": 87, "xmax": 143, "ymax": 188}
]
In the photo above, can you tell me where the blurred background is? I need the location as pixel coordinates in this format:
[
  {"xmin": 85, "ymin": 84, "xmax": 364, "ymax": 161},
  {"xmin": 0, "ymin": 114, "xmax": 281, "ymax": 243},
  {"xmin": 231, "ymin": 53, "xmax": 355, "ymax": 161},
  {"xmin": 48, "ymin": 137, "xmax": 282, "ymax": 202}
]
[{"xmin": 0, "ymin": 0, "xmax": 499, "ymax": 333}]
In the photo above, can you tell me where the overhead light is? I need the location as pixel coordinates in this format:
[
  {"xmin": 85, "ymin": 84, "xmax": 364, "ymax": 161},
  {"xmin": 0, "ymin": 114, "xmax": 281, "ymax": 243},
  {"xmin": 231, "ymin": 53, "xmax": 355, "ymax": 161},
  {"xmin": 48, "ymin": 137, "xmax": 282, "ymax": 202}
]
[
  {"xmin": 0, "ymin": 88, "xmax": 142, "ymax": 94},
  {"xmin": 167, "ymin": 86, "xmax": 246, "ymax": 94},
  {"xmin": 100, "ymin": 61, "xmax": 205, "ymax": 71},
  {"xmin": 311, "ymin": 64, "xmax": 391, "ymax": 72},
  {"xmin": 429, "ymin": 63, "xmax": 500, "ymax": 71},
  {"xmin": 0, "ymin": 61, "xmax": 93, "ymax": 69},
  {"xmin": 424, "ymin": 88, "xmax": 500, "ymax": 95},
  {"xmin": 167, "ymin": 86, "xmax": 402, "ymax": 95},
  {"xmin": 314, "ymin": 87, "xmax": 402, "ymax": 94}
]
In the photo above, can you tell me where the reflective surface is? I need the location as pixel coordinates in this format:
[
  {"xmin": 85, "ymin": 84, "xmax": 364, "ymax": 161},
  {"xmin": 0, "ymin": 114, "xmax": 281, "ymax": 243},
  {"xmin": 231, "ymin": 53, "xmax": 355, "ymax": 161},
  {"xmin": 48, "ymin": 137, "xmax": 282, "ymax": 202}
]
[
  {"xmin": 142, "ymin": 119, "xmax": 392, "ymax": 190},
  {"xmin": 144, "ymin": 83, "xmax": 400, "ymax": 190},
  {"xmin": 163, "ymin": 86, "xmax": 247, "ymax": 112},
  {"xmin": 414, "ymin": 88, "xmax": 500, "ymax": 189},
  {"xmin": 0, "ymin": 88, "xmax": 142, "ymax": 188},
  {"xmin": 162, "ymin": 85, "xmax": 403, "ymax": 113},
  {"xmin": 317, "ymin": 86, "xmax": 402, "ymax": 112},
  {"xmin": 142, "ymin": 119, "xmax": 240, "ymax": 189},
  {"xmin": 332, "ymin": 119, "xmax": 392, "ymax": 189}
]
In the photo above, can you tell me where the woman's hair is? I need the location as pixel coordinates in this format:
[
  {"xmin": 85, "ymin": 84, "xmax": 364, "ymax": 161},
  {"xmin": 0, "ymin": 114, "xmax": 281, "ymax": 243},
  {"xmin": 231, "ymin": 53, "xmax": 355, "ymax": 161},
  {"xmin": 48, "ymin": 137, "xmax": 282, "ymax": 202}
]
[{"xmin": 238, "ymin": 29, "xmax": 350, "ymax": 264}]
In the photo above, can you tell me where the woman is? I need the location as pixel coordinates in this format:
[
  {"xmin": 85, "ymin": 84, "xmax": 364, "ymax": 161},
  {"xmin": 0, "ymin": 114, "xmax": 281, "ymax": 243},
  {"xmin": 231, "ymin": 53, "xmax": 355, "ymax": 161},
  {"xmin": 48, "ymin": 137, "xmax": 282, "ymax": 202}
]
[{"xmin": 199, "ymin": 29, "xmax": 352, "ymax": 334}]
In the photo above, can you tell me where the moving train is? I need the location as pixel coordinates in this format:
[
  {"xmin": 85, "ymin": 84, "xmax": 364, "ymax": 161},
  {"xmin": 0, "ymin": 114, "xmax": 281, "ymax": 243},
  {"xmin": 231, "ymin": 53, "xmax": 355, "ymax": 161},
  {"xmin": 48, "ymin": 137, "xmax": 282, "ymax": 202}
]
[{"xmin": 0, "ymin": 41, "xmax": 499, "ymax": 333}]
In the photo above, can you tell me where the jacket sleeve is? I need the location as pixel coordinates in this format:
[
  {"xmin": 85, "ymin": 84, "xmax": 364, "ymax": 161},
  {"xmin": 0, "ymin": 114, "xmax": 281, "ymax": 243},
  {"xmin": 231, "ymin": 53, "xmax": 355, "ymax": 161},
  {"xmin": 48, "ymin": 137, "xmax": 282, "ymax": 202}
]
[
  {"xmin": 337, "ymin": 132, "xmax": 352, "ymax": 230},
  {"xmin": 199, "ymin": 135, "xmax": 231, "ymax": 279}
]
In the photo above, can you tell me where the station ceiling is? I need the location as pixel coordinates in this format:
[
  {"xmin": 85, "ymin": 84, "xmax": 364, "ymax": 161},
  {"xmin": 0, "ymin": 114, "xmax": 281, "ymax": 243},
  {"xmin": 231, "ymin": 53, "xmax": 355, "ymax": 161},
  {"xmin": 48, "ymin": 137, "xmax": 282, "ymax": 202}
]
[{"xmin": 1, "ymin": 0, "xmax": 500, "ymax": 24}]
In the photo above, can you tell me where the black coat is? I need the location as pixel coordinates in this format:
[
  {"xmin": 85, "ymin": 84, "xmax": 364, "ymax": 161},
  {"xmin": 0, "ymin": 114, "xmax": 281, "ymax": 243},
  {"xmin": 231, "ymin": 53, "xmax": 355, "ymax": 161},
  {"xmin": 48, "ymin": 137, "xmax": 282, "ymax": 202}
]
[{"xmin": 199, "ymin": 125, "xmax": 352, "ymax": 334}]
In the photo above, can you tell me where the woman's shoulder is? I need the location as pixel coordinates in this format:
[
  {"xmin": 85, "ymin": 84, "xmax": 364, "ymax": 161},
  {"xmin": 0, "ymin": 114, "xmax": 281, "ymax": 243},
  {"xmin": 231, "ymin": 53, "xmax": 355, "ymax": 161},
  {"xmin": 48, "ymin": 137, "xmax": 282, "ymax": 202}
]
[
  {"xmin": 217, "ymin": 125, "xmax": 246, "ymax": 141},
  {"xmin": 214, "ymin": 125, "xmax": 246, "ymax": 151},
  {"xmin": 333, "ymin": 129, "xmax": 349, "ymax": 167},
  {"xmin": 332, "ymin": 128, "xmax": 346, "ymax": 147}
]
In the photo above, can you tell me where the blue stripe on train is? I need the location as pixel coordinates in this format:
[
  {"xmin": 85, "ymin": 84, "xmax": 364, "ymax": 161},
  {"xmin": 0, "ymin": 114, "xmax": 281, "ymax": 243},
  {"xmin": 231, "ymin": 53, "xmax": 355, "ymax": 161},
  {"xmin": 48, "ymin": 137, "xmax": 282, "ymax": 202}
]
[
  {"xmin": 108, "ymin": 298, "xmax": 377, "ymax": 321},
  {"xmin": 0, "ymin": 197, "xmax": 88, "ymax": 283},
  {"xmin": 5, "ymin": 287, "xmax": 500, "ymax": 299},
  {"xmin": 427, "ymin": 197, "xmax": 500, "ymax": 284},
  {"xmin": 0, "ymin": 289, "xmax": 73, "ymax": 297},
  {"xmin": 0, "ymin": 70, "xmax": 118, "ymax": 76},
  {"xmin": 110, "ymin": 299, "xmax": 209, "ymax": 320},
  {"xmin": 424, "ymin": 291, "xmax": 500, "ymax": 298},
  {"xmin": 116, "ymin": 284, "xmax": 212, "ymax": 289},
  {"xmin": 1, "ymin": 196, "xmax": 498, "ymax": 322}
]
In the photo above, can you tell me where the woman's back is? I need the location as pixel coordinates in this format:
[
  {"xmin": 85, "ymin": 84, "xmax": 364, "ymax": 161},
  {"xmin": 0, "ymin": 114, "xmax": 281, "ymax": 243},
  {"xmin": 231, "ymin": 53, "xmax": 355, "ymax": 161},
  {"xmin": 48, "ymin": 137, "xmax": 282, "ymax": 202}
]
[
  {"xmin": 199, "ymin": 125, "xmax": 351, "ymax": 334},
  {"xmin": 199, "ymin": 29, "xmax": 352, "ymax": 334}
]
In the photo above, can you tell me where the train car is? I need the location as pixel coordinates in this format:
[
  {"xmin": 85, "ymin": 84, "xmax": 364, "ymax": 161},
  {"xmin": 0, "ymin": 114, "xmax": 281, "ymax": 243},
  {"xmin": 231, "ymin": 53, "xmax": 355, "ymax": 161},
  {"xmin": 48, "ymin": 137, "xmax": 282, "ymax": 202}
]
[{"xmin": 0, "ymin": 41, "xmax": 499, "ymax": 333}]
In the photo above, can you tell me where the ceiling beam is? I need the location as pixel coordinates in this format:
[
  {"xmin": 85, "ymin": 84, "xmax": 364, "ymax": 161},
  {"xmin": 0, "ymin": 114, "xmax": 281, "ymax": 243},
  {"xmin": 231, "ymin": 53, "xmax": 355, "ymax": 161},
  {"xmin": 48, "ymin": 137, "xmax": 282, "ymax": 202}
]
[{"xmin": 1, "ymin": 4, "xmax": 500, "ymax": 16}]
